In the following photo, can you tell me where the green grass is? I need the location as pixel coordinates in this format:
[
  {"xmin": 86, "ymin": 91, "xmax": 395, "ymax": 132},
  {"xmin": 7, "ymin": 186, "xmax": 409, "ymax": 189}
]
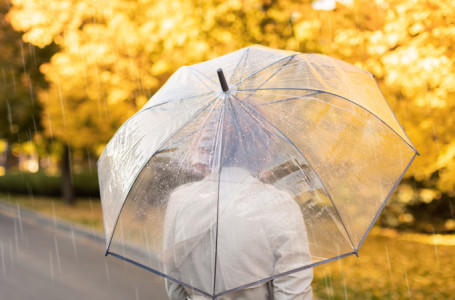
[
  {"xmin": 1, "ymin": 194, "xmax": 453, "ymax": 299},
  {"xmin": 0, "ymin": 193, "xmax": 103, "ymax": 232}
]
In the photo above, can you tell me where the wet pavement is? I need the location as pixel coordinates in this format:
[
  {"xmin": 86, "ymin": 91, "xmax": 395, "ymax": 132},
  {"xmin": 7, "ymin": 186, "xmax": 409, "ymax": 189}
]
[{"xmin": 0, "ymin": 203, "xmax": 168, "ymax": 300}]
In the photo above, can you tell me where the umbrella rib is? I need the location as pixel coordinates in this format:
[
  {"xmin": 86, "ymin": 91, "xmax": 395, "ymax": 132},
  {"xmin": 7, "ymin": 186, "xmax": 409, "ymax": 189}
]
[
  {"xmin": 232, "ymin": 54, "xmax": 297, "ymax": 87},
  {"xmin": 188, "ymin": 67, "xmax": 218, "ymax": 89},
  {"xmin": 251, "ymin": 91, "xmax": 322, "ymax": 106},
  {"xmin": 147, "ymin": 91, "xmax": 216, "ymax": 109},
  {"xmin": 212, "ymin": 94, "xmax": 227, "ymax": 298},
  {"xmin": 237, "ymin": 87, "xmax": 418, "ymax": 153},
  {"xmin": 229, "ymin": 47, "xmax": 250, "ymax": 83},
  {"xmin": 230, "ymin": 94, "xmax": 357, "ymax": 253},
  {"xmin": 357, "ymin": 152, "xmax": 418, "ymax": 250},
  {"xmin": 230, "ymin": 55, "xmax": 297, "ymax": 107},
  {"xmin": 156, "ymin": 110, "xmax": 222, "ymax": 154},
  {"xmin": 104, "ymin": 95, "xmax": 221, "ymax": 255}
]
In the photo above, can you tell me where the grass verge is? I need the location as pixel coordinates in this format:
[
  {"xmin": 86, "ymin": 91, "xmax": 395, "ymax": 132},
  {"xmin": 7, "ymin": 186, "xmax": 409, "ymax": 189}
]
[{"xmin": 0, "ymin": 193, "xmax": 103, "ymax": 232}]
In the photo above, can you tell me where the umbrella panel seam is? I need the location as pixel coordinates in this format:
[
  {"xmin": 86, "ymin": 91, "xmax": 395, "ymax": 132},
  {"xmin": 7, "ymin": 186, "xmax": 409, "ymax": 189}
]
[
  {"xmin": 212, "ymin": 94, "xmax": 227, "ymax": 297},
  {"xmin": 232, "ymin": 54, "xmax": 298, "ymax": 87},
  {"xmin": 229, "ymin": 47, "xmax": 250, "ymax": 84},
  {"xmin": 188, "ymin": 67, "xmax": 218, "ymax": 90}
]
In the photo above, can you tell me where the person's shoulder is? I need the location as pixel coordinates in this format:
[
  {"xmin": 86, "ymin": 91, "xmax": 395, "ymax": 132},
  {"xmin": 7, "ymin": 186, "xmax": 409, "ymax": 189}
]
[
  {"xmin": 167, "ymin": 178, "xmax": 208, "ymax": 205},
  {"xmin": 259, "ymin": 184, "xmax": 300, "ymax": 209}
]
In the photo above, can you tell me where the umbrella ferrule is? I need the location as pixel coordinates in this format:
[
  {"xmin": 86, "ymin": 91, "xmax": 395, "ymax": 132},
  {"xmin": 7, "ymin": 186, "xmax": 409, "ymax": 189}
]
[{"xmin": 217, "ymin": 68, "xmax": 229, "ymax": 93}]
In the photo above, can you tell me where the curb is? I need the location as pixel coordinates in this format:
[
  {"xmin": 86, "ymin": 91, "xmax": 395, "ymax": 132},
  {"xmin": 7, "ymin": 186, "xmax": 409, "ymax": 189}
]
[{"xmin": 0, "ymin": 201, "xmax": 105, "ymax": 245}]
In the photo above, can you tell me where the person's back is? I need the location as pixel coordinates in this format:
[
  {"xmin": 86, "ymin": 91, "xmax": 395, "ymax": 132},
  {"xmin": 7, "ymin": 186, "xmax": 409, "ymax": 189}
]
[{"xmin": 163, "ymin": 167, "xmax": 313, "ymax": 300}]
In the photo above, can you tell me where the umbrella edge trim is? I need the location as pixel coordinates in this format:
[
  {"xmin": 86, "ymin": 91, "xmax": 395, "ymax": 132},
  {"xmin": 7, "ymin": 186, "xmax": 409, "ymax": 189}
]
[
  {"xmin": 107, "ymin": 251, "xmax": 213, "ymax": 297},
  {"xmin": 214, "ymin": 251, "xmax": 357, "ymax": 298},
  {"xmin": 356, "ymin": 151, "xmax": 418, "ymax": 250}
]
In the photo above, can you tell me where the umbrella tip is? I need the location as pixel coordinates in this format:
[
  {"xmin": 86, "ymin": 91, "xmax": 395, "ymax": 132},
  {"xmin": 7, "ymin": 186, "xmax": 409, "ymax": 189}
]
[{"xmin": 217, "ymin": 68, "xmax": 229, "ymax": 93}]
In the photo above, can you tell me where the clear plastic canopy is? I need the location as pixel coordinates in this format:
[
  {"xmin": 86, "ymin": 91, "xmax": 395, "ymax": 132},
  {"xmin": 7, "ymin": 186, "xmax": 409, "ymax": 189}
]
[{"xmin": 98, "ymin": 45, "xmax": 418, "ymax": 298}]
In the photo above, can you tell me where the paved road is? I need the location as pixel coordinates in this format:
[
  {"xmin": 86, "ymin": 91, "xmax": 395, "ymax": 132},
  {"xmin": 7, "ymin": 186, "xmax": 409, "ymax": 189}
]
[{"xmin": 0, "ymin": 203, "xmax": 168, "ymax": 300}]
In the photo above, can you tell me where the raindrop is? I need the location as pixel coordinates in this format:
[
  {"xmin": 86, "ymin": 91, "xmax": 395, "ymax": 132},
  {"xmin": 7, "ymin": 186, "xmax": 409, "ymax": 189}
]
[
  {"xmin": 143, "ymin": 228, "xmax": 152, "ymax": 264},
  {"xmin": 10, "ymin": 68, "xmax": 16, "ymax": 91},
  {"xmin": 16, "ymin": 203, "xmax": 24, "ymax": 241},
  {"xmin": 0, "ymin": 241, "xmax": 6, "ymax": 279},
  {"xmin": 29, "ymin": 42, "xmax": 37, "ymax": 67},
  {"xmin": 57, "ymin": 83, "xmax": 66, "ymax": 126},
  {"xmin": 431, "ymin": 226, "xmax": 440, "ymax": 270},
  {"xmin": 135, "ymin": 285, "xmax": 140, "ymax": 300},
  {"xmin": 385, "ymin": 244, "xmax": 393, "ymax": 280},
  {"xmin": 52, "ymin": 201, "xmax": 57, "ymax": 229},
  {"xmin": 324, "ymin": 270, "xmax": 334, "ymax": 300},
  {"xmin": 70, "ymin": 227, "xmax": 78, "ymax": 261},
  {"xmin": 32, "ymin": 116, "xmax": 38, "ymax": 139},
  {"xmin": 6, "ymin": 100, "xmax": 13, "ymax": 133},
  {"xmin": 54, "ymin": 236, "xmax": 62, "ymax": 274},
  {"xmin": 105, "ymin": 261, "xmax": 111, "ymax": 284},
  {"xmin": 404, "ymin": 268, "xmax": 411, "ymax": 299},
  {"xmin": 342, "ymin": 273, "xmax": 348, "ymax": 300},
  {"xmin": 13, "ymin": 219, "xmax": 20, "ymax": 261},
  {"xmin": 27, "ymin": 181, "xmax": 35, "ymax": 205}
]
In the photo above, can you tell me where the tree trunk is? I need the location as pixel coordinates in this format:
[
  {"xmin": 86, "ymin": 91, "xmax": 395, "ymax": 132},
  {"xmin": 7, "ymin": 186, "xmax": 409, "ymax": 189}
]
[
  {"xmin": 61, "ymin": 143, "xmax": 75, "ymax": 205},
  {"xmin": 4, "ymin": 142, "xmax": 18, "ymax": 171}
]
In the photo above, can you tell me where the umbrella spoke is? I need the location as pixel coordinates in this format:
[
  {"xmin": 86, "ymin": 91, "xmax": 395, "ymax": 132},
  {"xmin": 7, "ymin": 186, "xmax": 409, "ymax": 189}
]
[
  {"xmin": 232, "ymin": 54, "xmax": 297, "ymax": 87},
  {"xmin": 188, "ymin": 67, "xmax": 218, "ymax": 90},
  {"xmin": 229, "ymin": 47, "xmax": 250, "ymax": 84}
]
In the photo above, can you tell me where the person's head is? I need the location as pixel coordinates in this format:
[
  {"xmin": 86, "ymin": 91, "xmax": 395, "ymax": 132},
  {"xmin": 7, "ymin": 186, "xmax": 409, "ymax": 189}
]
[{"xmin": 189, "ymin": 100, "xmax": 273, "ymax": 177}]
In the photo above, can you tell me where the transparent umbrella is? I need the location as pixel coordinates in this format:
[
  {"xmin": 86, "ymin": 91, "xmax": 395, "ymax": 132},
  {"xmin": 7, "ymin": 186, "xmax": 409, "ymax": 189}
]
[{"xmin": 98, "ymin": 45, "xmax": 418, "ymax": 299}]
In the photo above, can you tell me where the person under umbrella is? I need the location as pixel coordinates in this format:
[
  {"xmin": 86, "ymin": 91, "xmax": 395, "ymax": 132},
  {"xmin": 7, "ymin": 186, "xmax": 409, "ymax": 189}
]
[
  {"xmin": 162, "ymin": 78, "xmax": 313, "ymax": 299},
  {"xmin": 99, "ymin": 46, "xmax": 418, "ymax": 300}
]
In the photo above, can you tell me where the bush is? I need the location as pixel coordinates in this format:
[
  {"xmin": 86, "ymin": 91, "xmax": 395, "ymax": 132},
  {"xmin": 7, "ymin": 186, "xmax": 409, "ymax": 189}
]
[{"xmin": 0, "ymin": 170, "xmax": 99, "ymax": 197}]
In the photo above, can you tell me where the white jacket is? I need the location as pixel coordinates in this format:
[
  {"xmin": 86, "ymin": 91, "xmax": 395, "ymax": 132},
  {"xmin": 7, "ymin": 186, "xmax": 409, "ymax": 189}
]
[{"xmin": 163, "ymin": 167, "xmax": 313, "ymax": 300}]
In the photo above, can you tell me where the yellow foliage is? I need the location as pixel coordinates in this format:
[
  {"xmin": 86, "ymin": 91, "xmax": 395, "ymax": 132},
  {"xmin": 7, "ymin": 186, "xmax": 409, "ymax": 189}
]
[{"xmin": 6, "ymin": 0, "xmax": 455, "ymax": 192}]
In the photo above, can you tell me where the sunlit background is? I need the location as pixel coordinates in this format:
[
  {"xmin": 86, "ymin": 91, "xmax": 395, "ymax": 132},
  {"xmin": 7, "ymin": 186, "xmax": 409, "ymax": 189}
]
[{"xmin": 0, "ymin": 0, "xmax": 454, "ymax": 299}]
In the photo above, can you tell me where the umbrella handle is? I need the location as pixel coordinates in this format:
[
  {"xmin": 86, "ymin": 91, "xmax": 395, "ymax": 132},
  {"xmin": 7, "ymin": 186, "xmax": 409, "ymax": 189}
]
[{"xmin": 217, "ymin": 68, "xmax": 229, "ymax": 92}]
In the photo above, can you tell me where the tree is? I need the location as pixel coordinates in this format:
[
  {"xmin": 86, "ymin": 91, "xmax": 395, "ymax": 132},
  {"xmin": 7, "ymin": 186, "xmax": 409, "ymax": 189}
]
[
  {"xmin": 290, "ymin": 0, "xmax": 455, "ymax": 230},
  {"xmin": 0, "ymin": 0, "xmax": 57, "ymax": 172},
  {"xmin": 8, "ymin": 0, "xmax": 455, "ymax": 223},
  {"xmin": 7, "ymin": 0, "xmax": 309, "ymax": 203}
]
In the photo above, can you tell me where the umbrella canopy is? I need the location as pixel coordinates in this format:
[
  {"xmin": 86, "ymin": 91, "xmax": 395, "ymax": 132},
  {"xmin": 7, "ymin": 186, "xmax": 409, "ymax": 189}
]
[{"xmin": 98, "ymin": 45, "xmax": 418, "ymax": 298}]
